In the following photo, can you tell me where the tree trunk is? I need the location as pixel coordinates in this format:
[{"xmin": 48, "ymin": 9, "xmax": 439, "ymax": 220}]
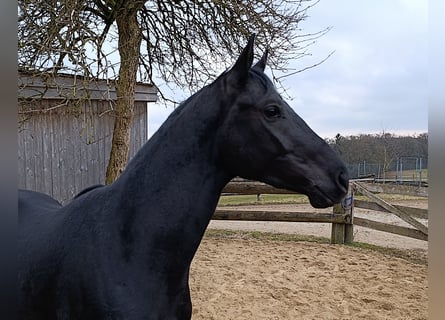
[{"xmin": 105, "ymin": 5, "xmax": 143, "ymax": 184}]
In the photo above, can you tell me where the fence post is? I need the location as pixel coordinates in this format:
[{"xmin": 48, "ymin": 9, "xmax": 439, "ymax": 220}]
[
  {"xmin": 331, "ymin": 184, "xmax": 354, "ymax": 244},
  {"xmin": 344, "ymin": 185, "xmax": 354, "ymax": 244}
]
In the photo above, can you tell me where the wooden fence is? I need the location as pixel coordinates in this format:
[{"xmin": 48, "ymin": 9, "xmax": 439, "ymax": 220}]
[
  {"xmin": 351, "ymin": 182, "xmax": 427, "ymax": 241},
  {"xmin": 212, "ymin": 179, "xmax": 428, "ymax": 244}
]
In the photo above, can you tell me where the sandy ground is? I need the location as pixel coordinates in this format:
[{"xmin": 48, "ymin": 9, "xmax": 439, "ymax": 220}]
[
  {"xmin": 190, "ymin": 239, "xmax": 427, "ymax": 320},
  {"xmin": 188, "ymin": 199, "xmax": 428, "ymax": 319}
]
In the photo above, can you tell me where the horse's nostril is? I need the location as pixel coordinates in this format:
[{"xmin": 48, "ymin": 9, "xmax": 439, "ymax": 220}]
[{"xmin": 338, "ymin": 171, "xmax": 349, "ymax": 190}]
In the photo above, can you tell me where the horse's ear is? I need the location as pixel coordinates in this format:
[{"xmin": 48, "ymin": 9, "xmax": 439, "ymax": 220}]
[
  {"xmin": 226, "ymin": 34, "xmax": 255, "ymax": 86},
  {"xmin": 253, "ymin": 49, "xmax": 268, "ymax": 72}
]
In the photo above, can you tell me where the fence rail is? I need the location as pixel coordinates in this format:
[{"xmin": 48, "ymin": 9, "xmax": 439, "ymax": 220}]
[
  {"xmin": 353, "ymin": 217, "xmax": 427, "ymax": 241},
  {"xmin": 213, "ymin": 179, "xmax": 428, "ymax": 244},
  {"xmin": 353, "ymin": 199, "xmax": 428, "ymax": 219},
  {"xmin": 214, "ymin": 209, "xmax": 349, "ymax": 224}
]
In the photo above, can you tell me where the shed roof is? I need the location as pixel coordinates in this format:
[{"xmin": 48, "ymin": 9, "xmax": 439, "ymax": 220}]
[{"xmin": 18, "ymin": 72, "xmax": 158, "ymax": 102}]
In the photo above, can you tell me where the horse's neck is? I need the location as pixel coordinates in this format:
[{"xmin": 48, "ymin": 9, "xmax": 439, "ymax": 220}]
[
  {"xmin": 120, "ymin": 86, "xmax": 230, "ymax": 196},
  {"xmin": 110, "ymin": 87, "xmax": 231, "ymax": 259}
]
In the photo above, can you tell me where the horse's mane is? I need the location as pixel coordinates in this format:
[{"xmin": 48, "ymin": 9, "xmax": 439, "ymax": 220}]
[{"xmin": 250, "ymin": 68, "xmax": 273, "ymax": 91}]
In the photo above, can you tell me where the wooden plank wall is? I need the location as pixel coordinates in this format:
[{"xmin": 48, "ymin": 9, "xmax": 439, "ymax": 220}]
[{"xmin": 18, "ymin": 99, "xmax": 148, "ymax": 204}]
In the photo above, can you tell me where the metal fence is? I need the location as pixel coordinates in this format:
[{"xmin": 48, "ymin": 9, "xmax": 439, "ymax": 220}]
[{"xmin": 346, "ymin": 157, "xmax": 428, "ymax": 184}]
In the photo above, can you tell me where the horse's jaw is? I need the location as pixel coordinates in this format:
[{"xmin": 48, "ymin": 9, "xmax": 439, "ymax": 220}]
[{"xmin": 258, "ymin": 153, "xmax": 349, "ymax": 209}]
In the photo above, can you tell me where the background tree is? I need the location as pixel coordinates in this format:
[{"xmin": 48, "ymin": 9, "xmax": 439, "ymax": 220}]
[
  {"xmin": 328, "ymin": 132, "xmax": 428, "ymax": 178},
  {"xmin": 18, "ymin": 0, "xmax": 329, "ymax": 183}
]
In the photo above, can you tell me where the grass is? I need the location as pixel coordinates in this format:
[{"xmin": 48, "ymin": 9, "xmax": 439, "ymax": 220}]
[
  {"xmin": 205, "ymin": 228, "xmax": 330, "ymax": 244},
  {"xmin": 203, "ymin": 229, "xmax": 428, "ymax": 266},
  {"xmin": 217, "ymin": 192, "xmax": 426, "ymax": 207}
]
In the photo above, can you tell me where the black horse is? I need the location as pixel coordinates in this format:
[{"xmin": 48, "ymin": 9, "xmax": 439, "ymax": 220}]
[{"xmin": 18, "ymin": 35, "xmax": 349, "ymax": 319}]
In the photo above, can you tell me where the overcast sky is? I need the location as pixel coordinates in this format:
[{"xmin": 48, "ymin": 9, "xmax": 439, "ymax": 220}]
[{"xmin": 148, "ymin": 0, "xmax": 428, "ymax": 139}]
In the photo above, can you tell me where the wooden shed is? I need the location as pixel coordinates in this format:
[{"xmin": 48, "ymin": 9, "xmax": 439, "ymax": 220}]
[{"xmin": 18, "ymin": 72, "xmax": 158, "ymax": 204}]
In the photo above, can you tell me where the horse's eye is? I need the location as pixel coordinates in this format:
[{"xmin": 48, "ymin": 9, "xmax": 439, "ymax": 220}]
[{"xmin": 264, "ymin": 106, "xmax": 281, "ymax": 119}]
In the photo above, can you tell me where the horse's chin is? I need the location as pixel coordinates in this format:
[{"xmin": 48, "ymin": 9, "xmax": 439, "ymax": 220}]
[
  {"xmin": 306, "ymin": 191, "xmax": 336, "ymax": 208},
  {"xmin": 258, "ymin": 174, "xmax": 340, "ymax": 209},
  {"xmin": 258, "ymin": 153, "xmax": 348, "ymax": 209}
]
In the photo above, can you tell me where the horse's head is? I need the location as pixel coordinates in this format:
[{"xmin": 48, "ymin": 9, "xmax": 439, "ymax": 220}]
[{"xmin": 216, "ymin": 34, "xmax": 349, "ymax": 208}]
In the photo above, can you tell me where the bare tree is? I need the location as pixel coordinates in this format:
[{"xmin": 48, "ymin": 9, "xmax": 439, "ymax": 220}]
[{"xmin": 18, "ymin": 0, "xmax": 329, "ymax": 183}]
